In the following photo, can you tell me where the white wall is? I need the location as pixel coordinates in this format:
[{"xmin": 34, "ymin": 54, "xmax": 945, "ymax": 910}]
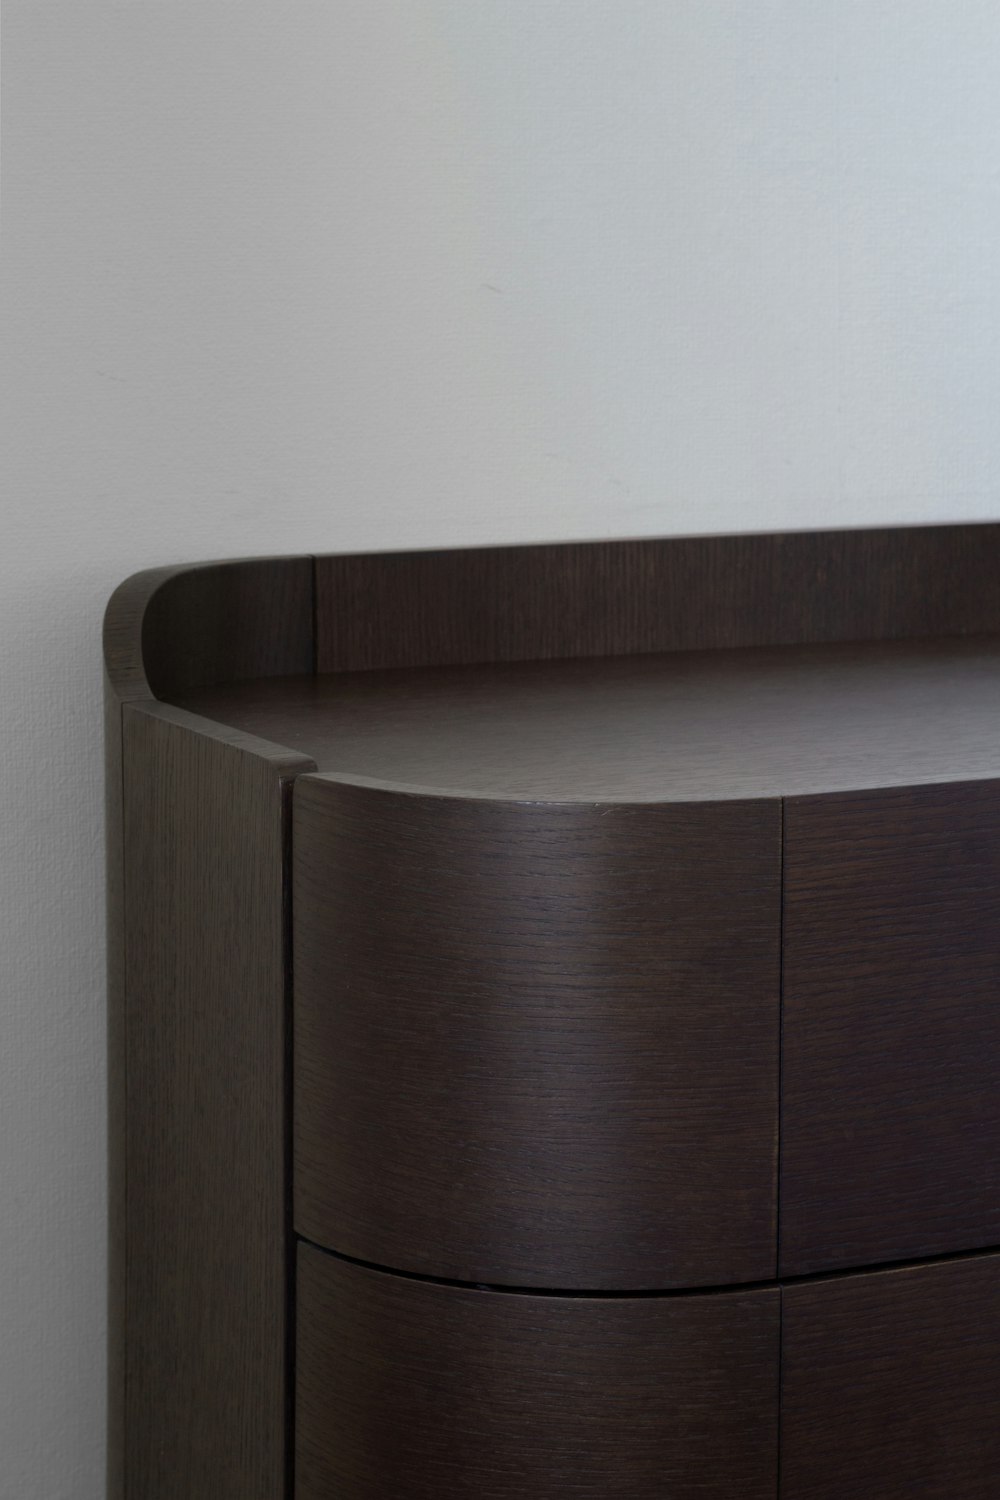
[{"xmin": 4, "ymin": 2, "xmax": 1000, "ymax": 1493}]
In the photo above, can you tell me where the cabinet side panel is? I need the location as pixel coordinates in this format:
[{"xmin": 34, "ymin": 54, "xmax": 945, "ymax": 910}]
[
  {"xmin": 297, "ymin": 1246, "xmax": 780, "ymax": 1500},
  {"xmin": 121, "ymin": 704, "xmax": 308, "ymax": 1499},
  {"xmin": 782, "ymin": 1254, "xmax": 1000, "ymax": 1499},
  {"xmin": 105, "ymin": 673, "xmax": 126, "ymax": 1500},
  {"xmin": 782, "ymin": 781, "xmax": 1000, "ymax": 1276},
  {"xmin": 295, "ymin": 780, "xmax": 781, "ymax": 1289}
]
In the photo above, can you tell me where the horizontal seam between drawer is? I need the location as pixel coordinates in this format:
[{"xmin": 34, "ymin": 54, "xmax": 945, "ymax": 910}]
[{"xmin": 295, "ymin": 1233, "xmax": 1000, "ymax": 1300}]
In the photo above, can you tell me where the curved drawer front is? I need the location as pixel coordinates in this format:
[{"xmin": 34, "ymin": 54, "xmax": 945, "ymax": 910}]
[
  {"xmin": 293, "ymin": 776, "xmax": 780, "ymax": 1289},
  {"xmin": 782, "ymin": 1251, "xmax": 1000, "ymax": 1499},
  {"xmin": 781, "ymin": 781, "xmax": 1000, "ymax": 1277},
  {"xmin": 296, "ymin": 1244, "xmax": 780, "ymax": 1500}
]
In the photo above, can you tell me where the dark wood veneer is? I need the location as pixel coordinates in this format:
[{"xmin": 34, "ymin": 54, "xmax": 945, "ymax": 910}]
[
  {"xmin": 316, "ymin": 523, "xmax": 1000, "ymax": 671},
  {"xmin": 782, "ymin": 1253, "xmax": 1000, "ymax": 1498},
  {"xmin": 103, "ymin": 666, "xmax": 127, "ymax": 1500},
  {"xmin": 781, "ymin": 781, "xmax": 1000, "ymax": 1276},
  {"xmin": 120, "ymin": 703, "xmax": 313, "ymax": 1498},
  {"xmin": 296, "ymin": 1244, "xmax": 780, "ymax": 1499},
  {"xmin": 103, "ymin": 554, "xmax": 313, "ymax": 700},
  {"xmin": 294, "ymin": 777, "xmax": 780, "ymax": 1288},
  {"xmin": 104, "ymin": 523, "xmax": 1000, "ymax": 1500},
  {"xmin": 104, "ymin": 556, "xmax": 313, "ymax": 1500},
  {"xmin": 178, "ymin": 634, "xmax": 1000, "ymax": 801}
]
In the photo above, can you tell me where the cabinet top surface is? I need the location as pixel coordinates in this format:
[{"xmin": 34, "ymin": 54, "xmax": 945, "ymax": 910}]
[{"xmin": 175, "ymin": 634, "xmax": 1000, "ymax": 802}]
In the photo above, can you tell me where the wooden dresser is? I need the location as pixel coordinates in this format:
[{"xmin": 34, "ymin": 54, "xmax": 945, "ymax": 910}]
[{"xmin": 105, "ymin": 523, "xmax": 1000, "ymax": 1498}]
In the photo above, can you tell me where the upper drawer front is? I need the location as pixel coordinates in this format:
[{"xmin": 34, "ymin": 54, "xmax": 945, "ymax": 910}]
[
  {"xmin": 294, "ymin": 776, "xmax": 780, "ymax": 1289},
  {"xmin": 781, "ymin": 781, "xmax": 1000, "ymax": 1277}
]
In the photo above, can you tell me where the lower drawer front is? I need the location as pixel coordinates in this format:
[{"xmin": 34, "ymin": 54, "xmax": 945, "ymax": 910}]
[
  {"xmin": 298, "ymin": 1247, "xmax": 1000, "ymax": 1499},
  {"xmin": 782, "ymin": 1252, "xmax": 1000, "ymax": 1500},
  {"xmin": 295, "ymin": 1244, "xmax": 779, "ymax": 1499}
]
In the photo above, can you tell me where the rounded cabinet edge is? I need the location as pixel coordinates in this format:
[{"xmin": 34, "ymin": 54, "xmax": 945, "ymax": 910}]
[{"xmin": 292, "ymin": 773, "xmax": 782, "ymax": 1290}]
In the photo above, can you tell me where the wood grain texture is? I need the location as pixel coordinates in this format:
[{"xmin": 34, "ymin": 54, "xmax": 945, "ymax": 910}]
[
  {"xmin": 782, "ymin": 1252, "xmax": 1000, "ymax": 1499},
  {"xmin": 103, "ymin": 554, "xmax": 313, "ymax": 700},
  {"xmin": 316, "ymin": 523, "xmax": 1000, "ymax": 672},
  {"xmin": 179, "ymin": 634, "xmax": 1000, "ymax": 802},
  {"xmin": 104, "ymin": 555, "xmax": 313, "ymax": 1500},
  {"xmin": 120, "ymin": 701, "xmax": 314, "ymax": 1499},
  {"xmin": 294, "ymin": 775, "xmax": 780, "ymax": 1289},
  {"xmin": 104, "ymin": 669, "xmax": 127, "ymax": 1500},
  {"xmin": 296, "ymin": 1244, "xmax": 780, "ymax": 1500},
  {"xmin": 781, "ymin": 781, "xmax": 1000, "ymax": 1276},
  {"xmin": 103, "ymin": 526, "xmax": 1000, "ymax": 1499}
]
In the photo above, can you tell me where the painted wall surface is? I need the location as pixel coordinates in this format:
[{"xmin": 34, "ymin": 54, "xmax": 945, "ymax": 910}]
[{"xmin": 4, "ymin": 2, "xmax": 1000, "ymax": 1493}]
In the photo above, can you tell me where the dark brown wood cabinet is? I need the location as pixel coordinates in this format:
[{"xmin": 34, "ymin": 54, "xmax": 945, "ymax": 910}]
[{"xmin": 106, "ymin": 525, "xmax": 1000, "ymax": 1499}]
